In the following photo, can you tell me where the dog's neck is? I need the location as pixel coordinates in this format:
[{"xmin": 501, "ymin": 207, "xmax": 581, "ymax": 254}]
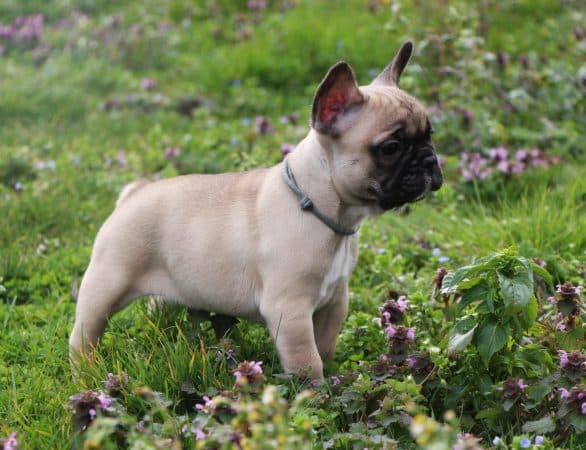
[{"xmin": 286, "ymin": 130, "xmax": 371, "ymax": 233}]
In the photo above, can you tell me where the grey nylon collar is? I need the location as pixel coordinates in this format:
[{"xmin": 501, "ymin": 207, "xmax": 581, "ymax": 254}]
[{"xmin": 281, "ymin": 158, "xmax": 359, "ymax": 236}]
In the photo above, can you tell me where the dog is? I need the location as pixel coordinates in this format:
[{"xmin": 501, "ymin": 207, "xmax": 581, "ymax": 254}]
[{"xmin": 69, "ymin": 41, "xmax": 442, "ymax": 379}]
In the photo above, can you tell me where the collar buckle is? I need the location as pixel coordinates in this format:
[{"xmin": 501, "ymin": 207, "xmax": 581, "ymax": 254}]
[{"xmin": 281, "ymin": 158, "xmax": 359, "ymax": 236}]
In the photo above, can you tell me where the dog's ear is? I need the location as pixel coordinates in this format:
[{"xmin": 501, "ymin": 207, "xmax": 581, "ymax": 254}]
[
  {"xmin": 312, "ymin": 62, "xmax": 365, "ymax": 137},
  {"xmin": 372, "ymin": 40, "xmax": 414, "ymax": 87}
]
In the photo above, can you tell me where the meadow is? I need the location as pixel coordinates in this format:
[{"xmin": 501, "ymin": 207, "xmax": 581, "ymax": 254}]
[{"xmin": 0, "ymin": 0, "xmax": 585, "ymax": 448}]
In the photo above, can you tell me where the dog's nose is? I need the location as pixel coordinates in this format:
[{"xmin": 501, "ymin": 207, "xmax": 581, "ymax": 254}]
[
  {"xmin": 422, "ymin": 154, "xmax": 437, "ymax": 168},
  {"xmin": 431, "ymin": 166, "xmax": 443, "ymax": 191}
]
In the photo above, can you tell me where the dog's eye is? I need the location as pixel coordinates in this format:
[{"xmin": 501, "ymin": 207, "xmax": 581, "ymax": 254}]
[{"xmin": 377, "ymin": 140, "xmax": 401, "ymax": 157}]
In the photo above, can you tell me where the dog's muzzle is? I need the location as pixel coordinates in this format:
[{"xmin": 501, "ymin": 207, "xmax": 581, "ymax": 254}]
[{"xmin": 377, "ymin": 145, "xmax": 443, "ymax": 210}]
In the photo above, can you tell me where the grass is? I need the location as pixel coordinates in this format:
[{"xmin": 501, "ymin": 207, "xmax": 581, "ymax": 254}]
[{"xmin": 0, "ymin": 0, "xmax": 585, "ymax": 448}]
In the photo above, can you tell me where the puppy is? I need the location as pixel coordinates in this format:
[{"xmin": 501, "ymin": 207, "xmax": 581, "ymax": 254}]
[{"xmin": 70, "ymin": 41, "xmax": 442, "ymax": 379}]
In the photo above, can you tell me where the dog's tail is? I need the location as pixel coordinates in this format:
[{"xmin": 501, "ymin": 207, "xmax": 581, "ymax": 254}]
[{"xmin": 116, "ymin": 180, "xmax": 149, "ymax": 208}]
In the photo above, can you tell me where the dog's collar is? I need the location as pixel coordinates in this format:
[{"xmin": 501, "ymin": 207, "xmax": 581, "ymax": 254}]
[{"xmin": 281, "ymin": 158, "xmax": 359, "ymax": 236}]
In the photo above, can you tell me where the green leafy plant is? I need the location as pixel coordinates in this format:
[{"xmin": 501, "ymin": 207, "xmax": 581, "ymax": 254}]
[{"xmin": 442, "ymin": 247, "xmax": 552, "ymax": 365}]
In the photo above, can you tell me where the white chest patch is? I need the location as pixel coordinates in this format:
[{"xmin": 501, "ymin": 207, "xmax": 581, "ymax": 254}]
[{"xmin": 317, "ymin": 238, "xmax": 355, "ymax": 309}]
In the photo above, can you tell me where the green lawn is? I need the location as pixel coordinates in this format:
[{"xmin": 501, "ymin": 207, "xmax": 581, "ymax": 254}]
[{"xmin": 0, "ymin": 1, "xmax": 585, "ymax": 449}]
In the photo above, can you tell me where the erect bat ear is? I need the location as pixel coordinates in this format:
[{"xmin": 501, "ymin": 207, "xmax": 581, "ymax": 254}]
[
  {"xmin": 311, "ymin": 61, "xmax": 365, "ymax": 137},
  {"xmin": 372, "ymin": 40, "xmax": 414, "ymax": 87}
]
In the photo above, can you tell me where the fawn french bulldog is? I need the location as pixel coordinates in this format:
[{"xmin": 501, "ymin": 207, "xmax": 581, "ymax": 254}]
[{"xmin": 70, "ymin": 41, "xmax": 442, "ymax": 379}]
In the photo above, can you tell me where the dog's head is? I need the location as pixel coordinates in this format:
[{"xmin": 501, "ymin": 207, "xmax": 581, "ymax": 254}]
[{"xmin": 311, "ymin": 41, "xmax": 442, "ymax": 211}]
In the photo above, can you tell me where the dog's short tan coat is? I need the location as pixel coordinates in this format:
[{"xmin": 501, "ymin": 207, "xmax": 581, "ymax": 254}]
[{"xmin": 70, "ymin": 42, "xmax": 442, "ymax": 379}]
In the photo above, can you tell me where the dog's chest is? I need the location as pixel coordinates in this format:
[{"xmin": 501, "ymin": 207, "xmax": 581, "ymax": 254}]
[{"xmin": 317, "ymin": 238, "xmax": 356, "ymax": 308}]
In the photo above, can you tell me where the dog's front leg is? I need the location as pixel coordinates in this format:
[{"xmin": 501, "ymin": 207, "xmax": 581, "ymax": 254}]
[
  {"xmin": 261, "ymin": 299, "xmax": 323, "ymax": 380},
  {"xmin": 313, "ymin": 285, "xmax": 349, "ymax": 362}
]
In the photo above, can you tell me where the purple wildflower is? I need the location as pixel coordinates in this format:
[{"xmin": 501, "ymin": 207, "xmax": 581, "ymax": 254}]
[
  {"xmin": 489, "ymin": 147, "xmax": 508, "ymax": 162},
  {"xmin": 535, "ymin": 436, "xmax": 544, "ymax": 445},
  {"xmin": 557, "ymin": 281, "xmax": 583, "ymax": 299},
  {"xmin": 68, "ymin": 390, "xmax": 113, "ymax": 431},
  {"xmin": 549, "ymin": 281, "xmax": 583, "ymax": 331},
  {"xmin": 515, "ymin": 149, "xmax": 529, "ymax": 163},
  {"xmin": 373, "ymin": 354, "xmax": 399, "ymax": 376},
  {"xmin": 280, "ymin": 143, "xmax": 295, "ymax": 159},
  {"xmin": 140, "ymin": 77, "xmax": 157, "ymax": 91},
  {"xmin": 497, "ymin": 51, "xmax": 510, "ymax": 70},
  {"xmin": 453, "ymin": 433, "xmax": 483, "ymax": 450},
  {"xmin": 405, "ymin": 352, "xmax": 435, "ymax": 381},
  {"xmin": 519, "ymin": 53, "xmax": 530, "ymax": 68},
  {"xmin": 97, "ymin": 392, "xmax": 112, "ymax": 409},
  {"xmin": 459, "ymin": 152, "xmax": 493, "ymax": 181},
  {"xmin": 234, "ymin": 360, "xmax": 264, "ymax": 390},
  {"xmin": 102, "ymin": 372, "xmax": 128, "ymax": 396},
  {"xmin": 559, "ymin": 384, "xmax": 586, "ymax": 417},
  {"xmin": 405, "ymin": 355, "xmax": 417, "ymax": 369},
  {"xmin": 194, "ymin": 392, "xmax": 236, "ymax": 417},
  {"xmin": 559, "ymin": 350, "xmax": 586, "ymax": 381},
  {"xmin": 194, "ymin": 427, "xmax": 206, "ymax": 440},
  {"xmin": 458, "ymin": 108, "xmax": 474, "ymax": 127},
  {"xmin": 17, "ymin": 15, "xmax": 44, "ymax": 41},
  {"xmin": 386, "ymin": 325, "xmax": 415, "ymax": 341},
  {"xmin": 247, "ymin": 0, "xmax": 268, "ymax": 10},
  {"xmin": 0, "ymin": 25, "xmax": 14, "ymax": 39},
  {"xmin": 379, "ymin": 296, "xmax": 409, "ymax": 326},
  {"xmin": 519, "ymin": 437, "xmax": 531, "ymax": 449},
  {"xmin": 492, "ymin": 436, "xmax": 501, "ymax": 446},
  {"xmin": 396, "ymin": 296, "xmax": 409, "ymax": 312},
  {"xmin": 195, "ymin": 395, "xmax": 215, "ymax": 413},
  {"xmin": 254, "ymin": 116, "xmax": 273, "ymax": 134},
  {"xmin": 1, "ymin": 432, "xmax": 18, "ymax": 450},
  {"xmin": 497, "ymin": 377, "xmax": 528, "ymax": 400},
  {"xmin": 406, "ymin": 327, "xmax": 416, "ymax": 340},
  {"xmin": 559, "ymin": 350, "xmax": 569, "ymax": 367},
  {"xmin": 330, "ymin": 376, "xmax": 341, "ymax": 386},
  {"xmin": 164, "ymin": 146, "xmax": 181, "ymax": 159},
  {"xmin": 216, "ymin": 346, "xmax": 235, "ymax": 363}
]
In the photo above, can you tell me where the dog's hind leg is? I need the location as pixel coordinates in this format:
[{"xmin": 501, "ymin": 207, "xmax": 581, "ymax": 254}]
[{"xmin": 69, "ymin": 261, "xmax": 138, "ymax": 358}]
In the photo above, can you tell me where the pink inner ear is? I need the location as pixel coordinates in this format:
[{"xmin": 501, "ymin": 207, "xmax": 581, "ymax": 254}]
[{"xmin": 320, "ymin": 90, "xmax": 347, "ymax": 126}]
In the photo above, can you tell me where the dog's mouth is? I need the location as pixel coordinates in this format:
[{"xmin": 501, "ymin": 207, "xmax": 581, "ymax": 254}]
[{"xmin": 370, "ymin": 148, "xmax": 443, "ymax": 211}]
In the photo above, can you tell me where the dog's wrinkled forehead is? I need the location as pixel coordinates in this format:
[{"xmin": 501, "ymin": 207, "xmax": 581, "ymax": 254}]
[{"xmin": 360, "ymin": 84, "xmax": 429, "ymax": 138}]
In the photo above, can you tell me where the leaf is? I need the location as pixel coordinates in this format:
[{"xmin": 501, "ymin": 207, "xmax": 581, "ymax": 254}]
[
  {"xmin": 568, "ymin": 411, "xmax": 586, "ymax": 433},
  {"xmin": 525, "ymin": 383, "xmax": 554, "ymax": 408},
  {"xmin": 477, "ymin": 319, "xmax": 509, "ymax": 366},
  {"xmin": 521, "ymin": 416, "xmax": 556, "ymax": 434},
  {"xmin": 475, "ymin": 408, "xmax": 501, "ymax": 419},
  {"xmin": 518, "ymin": 296, "xmax": 538, "ymax": 331},
  {"xmin": 529, "ymin": 261, "xmax": 553, "ymax": 288},
  {"xmin": 498, "ymin": 272, "xmax": 533, "ymax": 310},
  {"xmin": 457, "ymin": 276, "xmax": 484, "ymax": 290},
  {"xmin": 448, "ymin": 322, "xmax": 478, "ymax": 354},
  {"xmin": 458, "ymin": 281, "xmax": 496, "ymax": 313},
  {"xmin": 503, "ymin": 398, "xmax": 515, "ymax": 412},
  {"xmin": 440, "ymin": 263, "xmax": 486, "ymax": 295},
  {"xmin": 513, "ymin": 344, "xmax": 554, "ymax": 378}
]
